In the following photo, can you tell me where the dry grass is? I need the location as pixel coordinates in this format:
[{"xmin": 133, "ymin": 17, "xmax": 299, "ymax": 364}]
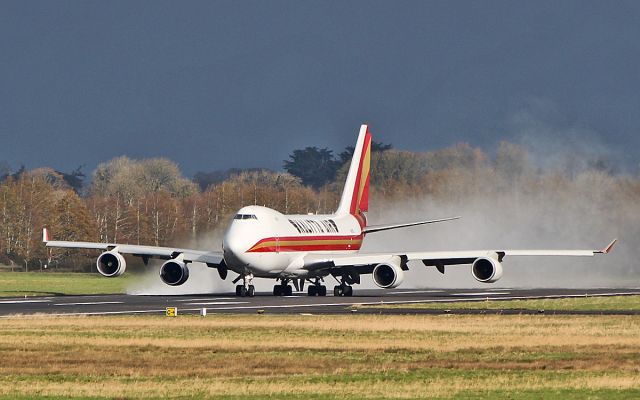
[
  {"xmin": 0, "ymin": 314, "xmax": 639, "ymax": 399},
  {"xmin": 362, "ymin": 294, "xmax": 640, "ymax": 311}
]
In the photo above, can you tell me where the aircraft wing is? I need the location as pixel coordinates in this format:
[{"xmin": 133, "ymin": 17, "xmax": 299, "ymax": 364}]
[
  {"xmin": 42, "ymin": 228, "xmax": 224, "ymax": 265},
  {"xmin": 304, "ymin": 239, "xmax": 617, "ymax": 272}
]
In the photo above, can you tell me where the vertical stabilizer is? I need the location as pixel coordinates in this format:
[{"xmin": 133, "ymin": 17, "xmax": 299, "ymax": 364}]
[{"xmin": 336, "ymin": 124, "xmax": 371, "ymax": 225}]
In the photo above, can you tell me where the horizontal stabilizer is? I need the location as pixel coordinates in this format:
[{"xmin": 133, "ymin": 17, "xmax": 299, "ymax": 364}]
[{"xmin": 363, "ymin": 216, "xmax": 461, "ymax": 234}]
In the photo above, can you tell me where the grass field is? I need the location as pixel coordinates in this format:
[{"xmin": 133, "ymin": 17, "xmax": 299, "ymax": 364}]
[
  {"xmin": 0, "ymin": 272, "xmax": 137, "ymax": 297},
  {"xmin": 0, "ymin": 314, "xmax": 639, "ymax": 399}
]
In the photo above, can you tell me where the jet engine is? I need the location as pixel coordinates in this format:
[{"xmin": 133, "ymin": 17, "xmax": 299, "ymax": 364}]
[
  {"xmin": 372, "ymin": 260, "xmax": 404, "ymax": 288},
  {"xmin": 160, "ymin": 260, "xmax": 189, "ymax": 286},
  {"xmin": 96, "ymin": 251, "xmax": 126, "ymax": 277},
  {"xmin": 471, "ymin": 257, "xmax": 503, "ymax": 283}
]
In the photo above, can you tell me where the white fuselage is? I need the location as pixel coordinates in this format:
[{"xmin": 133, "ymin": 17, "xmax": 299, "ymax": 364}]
[{"xmin": 222, "ymin": 205, "xmax": 364, "ymax": 278}]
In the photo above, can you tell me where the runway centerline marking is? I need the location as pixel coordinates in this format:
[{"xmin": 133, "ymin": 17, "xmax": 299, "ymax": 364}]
[
  {"xmin": 176, "ymin": 298, "xmax": 235, "ymax": 302},
  {"xmin": 389, "ymin": 290, "xmax": 445, "ymax": 294},
  {"xmin": 450, "ymin": 292, "xmax": 510, "ymax": 296},
  {"xmin": 54, "ymin": 301, "xmax": 124, "ymax": 306},
  {"xmin": 0, "ymin": 299, "xmax": 50, "ymax": 304},
  {"xmin": 187, "ymin": 301, "xmax": 249, "ymax": 305}
]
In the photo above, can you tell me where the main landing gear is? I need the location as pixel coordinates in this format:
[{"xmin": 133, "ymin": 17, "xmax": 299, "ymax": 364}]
[
  {"xmin": 332, "ymin": 272, "xmax": 358, "ymax": 296},
  {"xmin": 333, "ymin": 284, "xmax": 353, "ymax": 297},
  {"xmin": 307, "ymin": 278, "xmax": 327, "ymax": 296},
  {"xmin": 235, "ymin": 274, "xmax": 255, "ymax": 297},
  {"xmin": 273, "ymin": 279, "xmax": 293, "ymax": 296}
]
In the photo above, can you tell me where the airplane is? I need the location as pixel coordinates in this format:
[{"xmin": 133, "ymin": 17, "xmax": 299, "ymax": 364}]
[{"xmin": 43, "ymin": 124, "xmax": 617, "ymax": 297}]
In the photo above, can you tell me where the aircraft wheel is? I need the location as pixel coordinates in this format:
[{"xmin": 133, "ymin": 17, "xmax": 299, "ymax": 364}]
[
  {"xmin": 308, "ymin": 285, "xmax": 317, "ymax": 296},
  {"xmin": 343, "ymin": 286, "xmax": 353, "ymax": 297},
  {"xmin": 247, "ymin": 285, "xmax": 255, "ymax": 297},
  {"xmin": 319, "ymin": 285, "xmax": 327, "ymax": 296},
  {"xmin": 239, "ymin": 286, "xmax": 248, "ymax": 297},
  {"xmin": 284, "ymin": 285, "xmax": 293, "ymax": 296},
  {"xmin": 334, "ymin": 286, "xmax": 343, "ymax": 296},
  {"xmin": 273, "ymin": 285, "xmax": 282, "ymax": 296},
  {"xmin": 235, "ymin": 285, "xmax": 242, "ymax": 296}
]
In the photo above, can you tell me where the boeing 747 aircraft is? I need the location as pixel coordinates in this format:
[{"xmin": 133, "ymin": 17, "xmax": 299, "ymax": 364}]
[{"xmin": 43, "ymin": 125, "xmax": 616, "ymax": 297}]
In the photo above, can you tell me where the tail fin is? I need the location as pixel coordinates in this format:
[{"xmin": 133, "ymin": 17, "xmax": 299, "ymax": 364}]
[{"xmin": 336, "ymin": 124, "xmax": 372, "ymax": 224}]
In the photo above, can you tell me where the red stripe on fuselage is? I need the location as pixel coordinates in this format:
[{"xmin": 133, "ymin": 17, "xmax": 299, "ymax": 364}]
[
  {"xmin": 350, "ymin": 131, "xmax": 372, "ymax": 215},
  {"xmin": 247, "ymin": 234, "xmax": 364, "ymax": 253}
]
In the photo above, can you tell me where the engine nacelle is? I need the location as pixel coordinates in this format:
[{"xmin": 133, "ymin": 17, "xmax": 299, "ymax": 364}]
[
  {"xmin": 471, "ymin": 257, "xmax": 503, "ymax": 283},
  {"xmin": 96, "ymin": 251, "xmax": 126, "ymax": 277},
  {"xmin": 160, "ymin": 260, "xmax": 189, "ymax": 286},
  {"xmin": 372, "ymin": 260, "xmax": 404, "ymax": 289}
]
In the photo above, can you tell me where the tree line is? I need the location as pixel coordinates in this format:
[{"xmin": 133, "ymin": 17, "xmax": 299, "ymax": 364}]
[{"xmin": 0, "ymin": 140, "xmax": 638, "ymax": 272}]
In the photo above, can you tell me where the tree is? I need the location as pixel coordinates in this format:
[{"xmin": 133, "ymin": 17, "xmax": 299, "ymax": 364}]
[
  {"xmin": 193, "ymin": 168, "xmax": 267, "ymax": 191},
  {"xmin": 46, "ymin": 190, "xmax": 97, "ymax": 270},
  {"xmin": 338, "ymin": 141, "xmax": 393, "ymax": 164},
  {"xmin": 59, "ymin": 166, "xmax": 85, "ymax": 194},
  {"xmin": 0, "ymin": 161, "xmax": 10, "ymax": 181},
  {"xmin": 283, "ymin": 147, "xmax": 341, "ymax": 189},
  {"xmin": 91, "ymin": 157, "xmax": 197, "ymax": 203},
  {"xmin": 495, "ymin": 141, "xmax": 530, "ymax": 181}
]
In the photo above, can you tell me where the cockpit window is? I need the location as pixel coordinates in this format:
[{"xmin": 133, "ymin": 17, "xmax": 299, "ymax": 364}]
[{"xmin": 234, "ymin": 214, "xmax": 257, "ymax": 220}]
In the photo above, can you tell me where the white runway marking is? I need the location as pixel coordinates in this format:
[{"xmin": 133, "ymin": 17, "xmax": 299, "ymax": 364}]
[
  {"xmin": 389, "ymin": 290, "xmax": 445, "ymax": 294},
  {"xmin": 54, "ymin": 301, "xmax": 124, "ymax": 306},
  {"xmin": 187, "ymin": 301, "xmax": 249, "ymax": 306},
  {"xmin": 451, "ymin": 292, "xmax": 510, "ymax": 296},
  {"xmin": 176, "ymin": 297, "xmax": 235, "ymax": 302},
  {"xmin": 0, "ymin": 299, "xmax": 50, "ymax": 304}
]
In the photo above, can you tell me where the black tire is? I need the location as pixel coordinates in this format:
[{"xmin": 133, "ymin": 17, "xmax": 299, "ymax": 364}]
[
  {"xmin": 235, "ymin": 285, "xmax": 242, "ymax": 296},
  {"xmin": 248, "ymin": 285, "xmax": 255, "ymax": 297},
  {"xmin": 344, "ymin": 286, "xmax": 353, "ymax": 297},
  {"xmin": 319, "ymin": 285, "xmax": 327, "ymax": 296},
  {"xmin": 285, "ymin": 285, "xmax": 293, "ymax": 296},
  {"xmin": 273, "ymin": 285, "xmax": 282, "ymax": 296},
  {"xmin": 239, "ymin": 286, "xmax": 248, "ymax": 297},
  {"xmin": 308, "ymin": 285, "xmax": 317, "ymax": 296},
  {"xmin": 334, "ymin": 286, "xmax": 342, "ymax": 296}
]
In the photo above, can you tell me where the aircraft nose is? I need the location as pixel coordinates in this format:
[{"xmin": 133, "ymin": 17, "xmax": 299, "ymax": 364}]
[{"xmin": 223, "ymin": 226, "xmax": 247, "ymax": 260}]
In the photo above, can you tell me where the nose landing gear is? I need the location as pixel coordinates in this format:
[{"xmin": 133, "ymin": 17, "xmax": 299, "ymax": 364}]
[{"xmin": 235, "ymin": 274, "xmax": 255, "ymax": 297}]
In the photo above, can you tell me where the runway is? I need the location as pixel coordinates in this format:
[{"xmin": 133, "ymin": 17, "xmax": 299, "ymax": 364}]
[{"xmin": 1, "ymin": 287, "xmax": 640, "ymax": 317}]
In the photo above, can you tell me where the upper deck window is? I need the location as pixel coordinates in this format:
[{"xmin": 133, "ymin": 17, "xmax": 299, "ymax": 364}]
[{"xmin": 234, "ymin": 214, "xmax": 258, "ymax": 220}]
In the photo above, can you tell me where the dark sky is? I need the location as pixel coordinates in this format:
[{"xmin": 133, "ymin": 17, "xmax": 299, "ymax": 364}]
[{"xmin": 1, "ymin": 0, "xmax": 639, "ymax": 176}]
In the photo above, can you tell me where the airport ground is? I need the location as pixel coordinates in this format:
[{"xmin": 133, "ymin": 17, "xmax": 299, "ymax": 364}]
[
  {"xmin": 1, "ymin": 272, "xmax": 640, "ymax": 399},
  {"xmin": 0, "ymin": 314, "xmax": 639, "ymax": 399}
]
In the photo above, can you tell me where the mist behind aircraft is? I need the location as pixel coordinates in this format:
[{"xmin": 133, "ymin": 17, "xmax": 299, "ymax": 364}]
[{"xmin": 128, "ymin": 138, "xmax": 638, "ymax": 295}]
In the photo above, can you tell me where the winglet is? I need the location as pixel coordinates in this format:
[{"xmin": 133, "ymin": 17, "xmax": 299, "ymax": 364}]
[
  {"xmin": 598, "ymin": 238, "xmax": 618, "ymax": 254},
  {"xmin": 42, "ymin": 228, "xmax": 49, "ymax": 243}
]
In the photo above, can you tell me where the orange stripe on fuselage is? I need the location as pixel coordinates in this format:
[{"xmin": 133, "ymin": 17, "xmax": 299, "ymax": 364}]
[
  {"xmin": 350, "ymin": 131, "xmax": 371, "ymax": 216},
  {"xmin": 247, "ymin": 235, "xmax": 364, "ymax": 253}
]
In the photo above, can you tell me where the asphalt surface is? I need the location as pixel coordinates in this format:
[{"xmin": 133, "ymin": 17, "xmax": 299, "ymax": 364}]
[{"xmin": 1, "ymin": 288, "xmax": 640, "ymax": 316}]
